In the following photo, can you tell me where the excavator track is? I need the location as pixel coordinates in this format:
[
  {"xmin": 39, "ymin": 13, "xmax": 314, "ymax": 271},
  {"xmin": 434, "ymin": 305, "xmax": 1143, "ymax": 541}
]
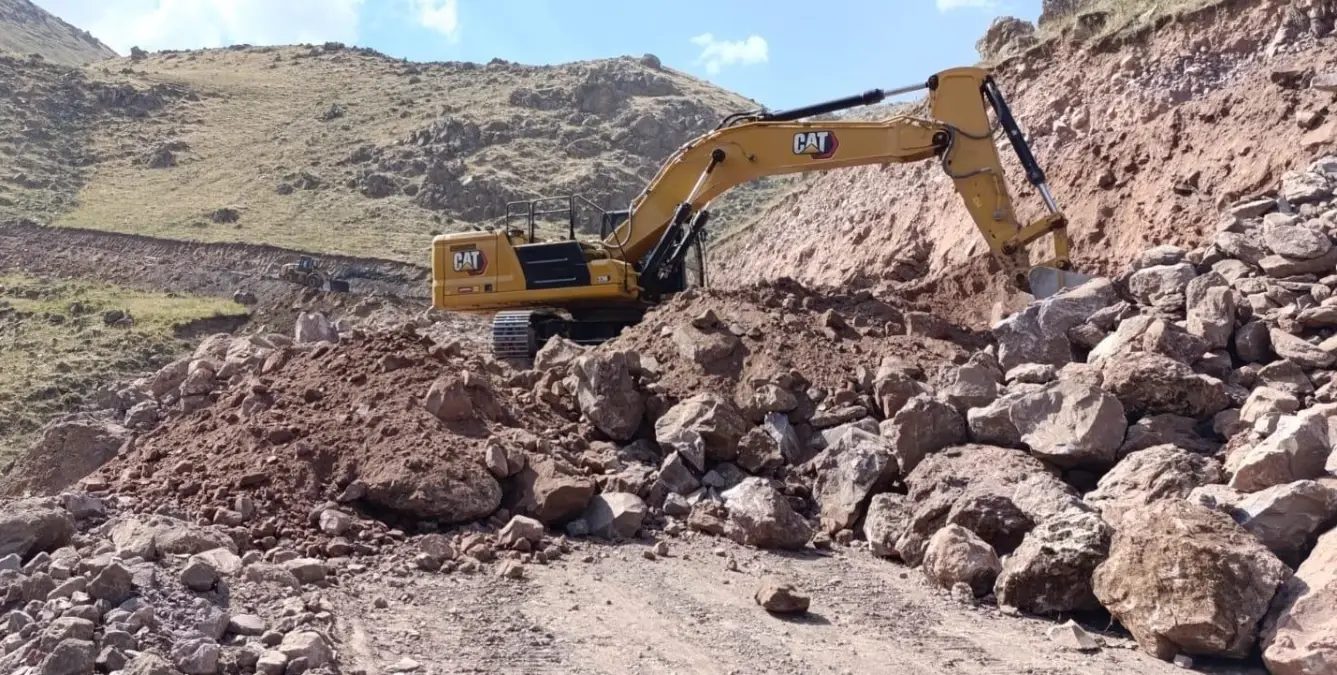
[{"xmin": 491, "ymin": 311, "xmax": 538, "ymax": 361}]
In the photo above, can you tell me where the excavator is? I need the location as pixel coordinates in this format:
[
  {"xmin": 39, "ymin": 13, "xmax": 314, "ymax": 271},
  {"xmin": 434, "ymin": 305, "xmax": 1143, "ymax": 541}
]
[{"xmin": 430, "ymin": 66, "xmax": 1092, "ymax": 360}]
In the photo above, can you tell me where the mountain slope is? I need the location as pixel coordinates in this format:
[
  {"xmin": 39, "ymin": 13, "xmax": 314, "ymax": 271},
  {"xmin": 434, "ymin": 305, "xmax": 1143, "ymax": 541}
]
[
  {"xmin": 0, "ymin": 41, "xmax": 790, "ymax": 262},
  {"xmin": 711, "ymin": 0, "xmax": 1337, "ymax": 327},
  {"xmin": 0, "ymin": 0, "xmax": 115, "ymax": 66}
]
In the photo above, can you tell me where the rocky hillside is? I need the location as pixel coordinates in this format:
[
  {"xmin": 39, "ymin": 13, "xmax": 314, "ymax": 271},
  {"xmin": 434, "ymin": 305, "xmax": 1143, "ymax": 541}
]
[
  {"xmin": 711, "ymin": 0, "xmax": 1337, "ymax": 328},
  {"xmin": 0, "ymin": 0, "xmax": 115, "ymax": 66},
  {"xmin": 0, "ymin": 42, "xmax": 784, "ymax": 261}
]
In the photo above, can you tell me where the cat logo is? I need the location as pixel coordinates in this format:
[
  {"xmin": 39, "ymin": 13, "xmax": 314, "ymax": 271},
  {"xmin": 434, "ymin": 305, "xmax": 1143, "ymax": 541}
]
[
  {"xmin": 792, "ymin": 130, "xmax": 838, "ymax": 160},
  {"xmin": 453, "ymin": 249, "xmax": 487, "ymax": 276}
]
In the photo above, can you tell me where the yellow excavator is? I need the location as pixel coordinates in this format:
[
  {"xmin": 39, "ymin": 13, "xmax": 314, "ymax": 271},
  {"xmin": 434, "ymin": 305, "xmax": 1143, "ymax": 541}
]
[{"xmin": 430, "ymin": 66, "xmax": 1091, "ymax": 359}]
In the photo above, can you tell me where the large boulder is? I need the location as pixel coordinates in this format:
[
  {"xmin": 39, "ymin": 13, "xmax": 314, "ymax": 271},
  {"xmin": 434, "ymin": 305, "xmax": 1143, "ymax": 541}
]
[
  {"xmin": 879, "ymin": 394, "xmax": 967, "ymax": 474},
  {"xmin": 1092, "ymin": 499, "xmax": 1291, "ymax": 661},
  {"xmin": 1230, "ymin": 480, "xmax": 1337, "ymax": 565},
  {"xmin": 1084, "ymin": 445, "xmax": 1224, "ymax": 527},
  {"xmin": 0, "ymin": 500, "xmax": 75, "ymax": 560},
  {"xmin": 654, "ymin": 393, "xmax": 748, "ymax": 466},
  {"xmin": 1100, "ymin": 352, "xmax": 1230, "ymax": 419},
  {"xmin": 863, "ymin": 493, "xmax": 914, "ymax": 559},
  {"xmin": 808, "ymin": 428, "xmax": 897, "ymax": 534},
  {"xmin": 922, "ymin": 524, "xmax": 1002, "ymax": 597},
  {"xmin": 994, "ymin": 509, "xmax": 1111, "ymax": 614},
  {"xmin": 1008, "ymin": 380, "xmax": 1126, "ymax": 469},
  {"xmin": 720, "ymin": 478, "xmax": 812, "ymax": 550},
  {"xmin": 1226, "ymin": 406, "xmax": 1335, "ymax": 493},
  {"xmin": 992, "ymin": 278, "xmax": 1117, "ymax": 372},
  {"xmin": 508, "ymin": 455, "xmax": 594, "ymax": 525},
  {"xmin": 1261, "ymin": 527, "xmax": 1337, "ymax": 675},
  {"xmin": 0, "ymin": 416, "xmax": 130, "ymax": 498},
  {"xmin": 359, "ymin": 448, "xmax": 502, "ymax": 523},
  {"xmin": 572, "ymin": 351, "xmax": 645, "ymax": 442}
]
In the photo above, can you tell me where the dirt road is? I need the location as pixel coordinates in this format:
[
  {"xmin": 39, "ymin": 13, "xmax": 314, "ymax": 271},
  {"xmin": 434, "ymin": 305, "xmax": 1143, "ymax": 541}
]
[{"xmin": 327, "ymin": 533, "xmax": 1266, "ymax": 675}]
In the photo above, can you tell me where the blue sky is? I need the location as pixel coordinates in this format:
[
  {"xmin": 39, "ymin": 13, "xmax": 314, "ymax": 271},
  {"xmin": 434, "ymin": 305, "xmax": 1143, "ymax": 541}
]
[{"xmin": 38, "ymin": 0, "xmax": 1043, "ymax": 108}]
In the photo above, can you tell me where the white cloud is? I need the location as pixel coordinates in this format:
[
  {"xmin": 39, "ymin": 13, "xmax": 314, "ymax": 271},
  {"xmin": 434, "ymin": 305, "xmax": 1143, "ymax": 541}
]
[
  {"xmin": 689, "ymin": 33, "xmax": 768, "ymax": 75},
  {"xmin": 34, "ymin": 0, "xmax": 367, "ymax": 54},
  {"xmin": 411, "ymin": 0, "xmax": 460, "ymax": 39},
  {"xmin": 935, "ymin": 0, "xmax": 999, "ymax": 10}
]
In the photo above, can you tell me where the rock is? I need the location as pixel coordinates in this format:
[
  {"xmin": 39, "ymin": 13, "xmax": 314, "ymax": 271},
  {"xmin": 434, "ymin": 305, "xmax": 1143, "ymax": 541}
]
[
  {"xmin": 278, "ymin": 631, "xmax": 333, "ymax": 668},
  {"xmin": 1261, "ymin": 527, "xmax": 1337, "ymax": 675},
  {"xmin": 228, "ymin": 614, "xmax": 266, "ymax": 636},
  {"xmin": 966, "ymin": 392, "xmax": 1025, "ymax": 447},
  {"xmin": 922, "ymin": 524, "xmax": 1002, "ymax": 597},
  {"xmin": 1008, "ymin": 380, "xmax": 1126, "ymax": 469},
  {"xmin": 180, "ymin": 558, "xmax": 219, "ymax": 591},
  {"xmin": 655, "ymin": 452, "xmax": 700, "ymax": 496},
  {"xmin": 41, "ymin": 639, "xmax": 95, "ymax": 675},
  {"xmin": 1187, "ymin": 286, "xmax": 1236, "ymax": 349},
  {"xmin": 0, "ymin": 417, "xmax": 130, "ymax": 498},
  {"xmin": 995, "ymin": 509, "xmax": 1111, "ymax": 614},
  {"xmin": 1265, "ymin": 223, "xmax": 1332, "ymax": 259},
  {"xmin": 1260, "ymin": 246, "xmax": 1337, "ymax": 278},
  {"xmin": 1227, "ymin": 406, "xmax": 1335, "ymax": 493},
  {"xmin": 993, "ymin": 280, "xmax": 1117, "ymax": 371},
  {"xmin": 86, "ymin": 561, "xmax": 133, "ymax": 604},
  {"xmin": 572, "ymin": 351, "xmax": 645, "ymax": 441},
  {"xmin": 1101, "ymin": 352, "xmax": 1229, "ymax": 419},
  {"xmin": 171, "ymin": 637, "xmax": 220, "ymax": 674},
  {"xmin": 533, "ymin": 336, "xmax": 586, "ymax": 371},
  {"xmin": 943, "ymin": 489, "xmax": 1034, "ymax": 555},
  {"xmin": 879, "ymin": 394, "xmax": 967, "ymax": 474},
  {"xmin": 1127, "ymin": 262, "xmax": 1196, "ymax": 307},
  {"xmin": 497, "ymin": 515, "xmax": 545, "ymax": 548},
  {"xmin": 283, "ymin": 558, "xmax": 327, "ymax": 584},
  {"xmin": 255, "ymin": 651, "xmax": 288, "ymax": 675},
  {"xmin": 655, "ymin": 393, "xmax": 748, "ymax": 465},
  {"xmin": 720, "ymin": 477, "xmax": 812, "ymax": 550},
  {"xmin": 192, "ymin": 549, "xmax": 242, "ymax": 577},
  {"xmin": 1270, "ymin": 328, "xmax": 1336, "ymax": 369},
  {"xmin": 872, "ymin": 368, "xmax": 931, "ymax": 418},
  {"xmin": 0, "ymin": 501, "xmax": 75, "ymax": 560},
  {"xmin": 358, "ymin": 447, "xmax": 502, "ymax": 523},
  {"xmin": 122, "ymin": 653, "xmax": 181, "ymax": 675},
  {"xmin": 735, "ymin": 427, "xmax": 784, "ymax": 474},
  {"xmin": 582, "ymin": 492, "xmax": 646, "ymax": 539},
  {"xmin": 422, "ymin": 375, "xmax": 474, "ymax": 421},
  {"xmin": 1048, "ymin": 620, "xmax": 1101, "ymax": 651},
  {"xmin": 754, "ymin": 576, "xmax": 809, "ymax": 613},
  {"xmin": 1234, "ymin": 320, "xmax": 1272, "ymax": 363},
  {"xmin": 510, "ymin": 455, "xmax": 595, "ymax": 525},
  {"xmin": 1092, "ymin": 499, "xmax": 1291, "ymax": 660},
  {"xmin": 1281, "ymin": 170, "xmax": 1333, "ymax": 204},
  {"xmin": 294, "ymin": 312, "xmax": 338, "ymax": 343},
  {"xmin": 1231, "ymin": 480, "xmax": 1337, "ymax": 564},
  {"xmin": 1085, "ymin": 445, "xmax": 1225, "ymax": 527},
  {"xmin": 863, "ymin": 493, "xmax": 913, "ymax": 559},
  {"xmin": 1240, "ymin": 387, "xmax": 1302, "ymax": 425},
  {"xmin": 941, "ymin": 361, "xmax": 1001, "ymax": 411},
  {"xmin": 672, "ymin": 323, "xmax": 739, "ymax": 365},
  {"xmin": 1119, "ymin": 413, "xmax": 1220, "ymax": 456},
  {"xmin": 809, "ymin": 428, "xmax": 897, "ymax": 534}
]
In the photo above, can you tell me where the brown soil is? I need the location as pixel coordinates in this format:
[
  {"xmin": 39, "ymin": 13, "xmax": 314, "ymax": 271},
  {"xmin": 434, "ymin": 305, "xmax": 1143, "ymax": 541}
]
[
  {"xmin": 92, "ymin": 325, "xmax": 566, "ymax": 550},
  {"xmin": 711, "ymin": 0, "xmax": 1337, "ymax": 329},
  {"xmin": 616, "ymin": 280, "xmax": 986, "ymax": 404}
]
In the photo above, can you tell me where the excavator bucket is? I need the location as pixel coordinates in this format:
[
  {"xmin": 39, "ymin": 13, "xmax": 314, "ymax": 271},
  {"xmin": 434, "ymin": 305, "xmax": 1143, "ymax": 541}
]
[{"xmin": 1026, "ymin": 265, "xmax": 1098, "ymax": 300}]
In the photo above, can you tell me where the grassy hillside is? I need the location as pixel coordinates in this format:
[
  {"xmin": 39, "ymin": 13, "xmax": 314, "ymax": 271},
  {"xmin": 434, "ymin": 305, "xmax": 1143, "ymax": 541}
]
[
  {"xmin": 0, "ymin": 0, "xmax": 115, "ymax": 65},
  {"xmin": 0, "ymin": 274, "xmax": 248, "ymax": 467},
  {"xmin": 0, "ymin": 42, "xmax": 803, "ymax": 262}
]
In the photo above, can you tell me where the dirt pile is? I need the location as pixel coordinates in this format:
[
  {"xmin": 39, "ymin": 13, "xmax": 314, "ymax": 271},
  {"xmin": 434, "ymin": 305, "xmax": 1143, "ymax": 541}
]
[{"xmin": 711, "ymin": 0, "xmax": 1337, "ymax": 329}]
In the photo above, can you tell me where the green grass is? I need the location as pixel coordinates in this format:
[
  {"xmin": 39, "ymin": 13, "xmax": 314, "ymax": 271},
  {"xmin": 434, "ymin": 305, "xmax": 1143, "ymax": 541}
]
[{"xmin": 0, "ymin": 274, "xmax": 249, "ymax": 468}]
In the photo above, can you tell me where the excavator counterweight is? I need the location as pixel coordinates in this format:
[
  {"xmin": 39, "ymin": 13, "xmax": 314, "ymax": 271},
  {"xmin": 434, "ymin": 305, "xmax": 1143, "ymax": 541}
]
[{"xmin": 429, "ymin": 66, "xmax": 1091, "ymax": 360}]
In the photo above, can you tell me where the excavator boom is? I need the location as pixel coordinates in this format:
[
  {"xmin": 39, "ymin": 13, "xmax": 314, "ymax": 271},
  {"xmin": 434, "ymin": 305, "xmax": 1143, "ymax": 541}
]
[
  {"xmin": 429, "ymin": 66, "xmax": 1091, "ymax": 360},
  {"xmin": 602, "ymin": 66, "xmax": 1086, "ymax": 295}
]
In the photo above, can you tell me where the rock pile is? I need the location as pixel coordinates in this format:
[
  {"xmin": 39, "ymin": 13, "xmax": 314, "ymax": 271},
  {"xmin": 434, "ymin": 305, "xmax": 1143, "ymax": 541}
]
[{"xmin": 0, "ymin": 492, "xmax": 342, "ymax": 675}]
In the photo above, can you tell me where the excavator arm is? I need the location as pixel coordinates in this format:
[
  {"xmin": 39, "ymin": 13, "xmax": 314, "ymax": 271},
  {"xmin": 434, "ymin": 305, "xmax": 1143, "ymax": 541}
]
[{"xmin": 602, "ymin": 66, "xmax": 1086, "ymax": 298}]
